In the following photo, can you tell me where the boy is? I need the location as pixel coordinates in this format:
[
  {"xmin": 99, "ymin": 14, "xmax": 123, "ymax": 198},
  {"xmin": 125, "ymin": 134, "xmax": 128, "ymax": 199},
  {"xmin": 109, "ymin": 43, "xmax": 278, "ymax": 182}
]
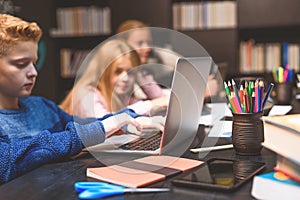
[{"xmin": 0, "ymin": 14, "xmax": 162, "ymax": 184}]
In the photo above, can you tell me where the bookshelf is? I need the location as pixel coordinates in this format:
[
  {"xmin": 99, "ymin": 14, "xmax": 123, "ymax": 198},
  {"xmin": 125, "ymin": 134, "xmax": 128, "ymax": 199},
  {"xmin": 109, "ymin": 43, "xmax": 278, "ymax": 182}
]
[
  {"xmin": 49, "ymin": 0, "xmax": 111, "ymax": 102},
  {"xmin": 237, "ymin": 0, "xmax": 300, "ymax": 78},
  {"xmin": 50, "ymin": 0, "xmax": 237, "ymax": 102},
  {"xmin": 15, "ymin": 0, "xmax": 300, "ymax": 103}
]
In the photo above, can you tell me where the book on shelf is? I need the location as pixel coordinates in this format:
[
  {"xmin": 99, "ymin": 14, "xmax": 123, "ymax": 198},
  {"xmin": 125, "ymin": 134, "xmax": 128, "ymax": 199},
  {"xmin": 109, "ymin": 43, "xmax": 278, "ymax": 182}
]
[
  {"xmin": 50, "ymin": 6, "xmax": 111, "ymax": 37},
  {"xmin": 60, "ymin": 49, "xmax": 90, "ymax": 78},
  {"xmin": 86, "ymin": 155, "xmax": 203, "ymax": 188},
  {"xmin": 251, "ymin": 171, "xmax": 300, "ymax": 200},
  {"xmin": 265, "ymin": 43, "xmax": 281, "ymax": 72},
  {"xmin": 274, "ymin": 154, "xmax": 300, "ymax": 183},
  {"xmin": 239, "ymin": 40, "xmax": 300, "ymax": 73},
  {"xmin": 172, "ymin": 1, "xmax": 236, "ymax": 30}
]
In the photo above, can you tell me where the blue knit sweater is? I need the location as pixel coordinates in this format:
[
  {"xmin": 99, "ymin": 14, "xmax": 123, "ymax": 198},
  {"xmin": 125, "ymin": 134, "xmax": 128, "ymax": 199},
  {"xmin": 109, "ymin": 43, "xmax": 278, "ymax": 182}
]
[{"xmin": 0, "ymin": 96, "xmax": 139, "ymax": 184}]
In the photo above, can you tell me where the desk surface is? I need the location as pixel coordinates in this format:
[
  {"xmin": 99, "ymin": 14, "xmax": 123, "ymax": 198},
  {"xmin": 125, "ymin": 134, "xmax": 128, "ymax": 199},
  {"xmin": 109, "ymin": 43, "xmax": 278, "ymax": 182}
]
[
  {"xmin": 1, "ymin": 100, "xmax": 299, "ymax": 200},
  {"xmin": 0, "ymin": 148, "xmax": 277, "ymax": 200}
]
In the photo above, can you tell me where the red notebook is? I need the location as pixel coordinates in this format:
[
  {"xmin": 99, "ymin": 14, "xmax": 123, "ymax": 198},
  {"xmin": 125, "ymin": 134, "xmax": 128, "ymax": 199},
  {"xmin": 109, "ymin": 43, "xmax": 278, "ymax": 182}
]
[{"xmin": 87, "ymin": 155, "xmax": 203, "ymax": 188}]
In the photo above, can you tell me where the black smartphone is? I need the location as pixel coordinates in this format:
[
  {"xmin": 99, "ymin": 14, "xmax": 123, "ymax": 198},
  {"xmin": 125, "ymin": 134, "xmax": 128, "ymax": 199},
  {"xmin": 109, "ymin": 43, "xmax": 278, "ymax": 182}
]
[{"xmin": 172, "ymin": 158, "xmax": 265, "ymax": 192}]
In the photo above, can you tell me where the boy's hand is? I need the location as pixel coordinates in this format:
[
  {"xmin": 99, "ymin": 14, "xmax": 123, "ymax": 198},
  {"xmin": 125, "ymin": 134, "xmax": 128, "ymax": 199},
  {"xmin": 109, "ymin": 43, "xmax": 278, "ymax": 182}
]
[
  {"xmin": 127, "ymin": 116, "xmax": 166, "ymax": 135},
  {"xmin": 102, "ymin": 113, "xmax": 142, "ymax": 138}
]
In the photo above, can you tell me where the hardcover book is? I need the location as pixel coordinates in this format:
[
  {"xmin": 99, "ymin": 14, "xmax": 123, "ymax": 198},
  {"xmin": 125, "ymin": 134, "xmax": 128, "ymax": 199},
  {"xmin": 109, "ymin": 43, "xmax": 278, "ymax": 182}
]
[
  {"xmin": 262, "ymin": 114, "xmax": 300, "ymax": 134},
  {"xmin": 262, "ymin": 122, "xmax": 300, "ymax": 164},
  {"xmin": 274, "ymin": 155, "xmax": 300, "ymax": 183}
]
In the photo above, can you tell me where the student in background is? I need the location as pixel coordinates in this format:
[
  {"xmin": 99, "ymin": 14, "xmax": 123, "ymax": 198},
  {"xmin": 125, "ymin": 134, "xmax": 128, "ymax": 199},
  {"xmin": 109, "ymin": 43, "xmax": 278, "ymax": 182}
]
[
  {"xmin": 116, "ymin": 20, "xmax": 176, "ymax": 89},
  {"xmin": 116, "ymin": 19, "xmax": 219, "ymax": 99},
  {"xmin": 0, "ymin": 14, "xmax": 163, "ymax": 184},
  {"xmin": 60, "ymin": 39, "xmax": 169, "ymax": 118}
]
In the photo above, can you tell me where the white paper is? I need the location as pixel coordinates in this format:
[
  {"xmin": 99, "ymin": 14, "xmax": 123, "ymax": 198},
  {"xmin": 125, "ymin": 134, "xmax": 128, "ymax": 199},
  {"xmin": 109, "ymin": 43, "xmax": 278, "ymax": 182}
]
[
  {"xmin": 268, "ymin": 105, "xmax": 292, "ymax": 116},
  {"xmin": 207, "ymin": 120, "xmax": 232, "ymax": 138},
  {"xmin": 199, "ymin": 103, "xmax": 232, "ymax": 126}
]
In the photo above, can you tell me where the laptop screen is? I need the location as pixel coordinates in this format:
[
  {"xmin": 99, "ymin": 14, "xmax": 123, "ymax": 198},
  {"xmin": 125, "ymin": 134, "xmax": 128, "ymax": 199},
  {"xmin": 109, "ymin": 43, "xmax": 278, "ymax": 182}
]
[{"xmin": 160, "ymin": 57, "xmax": 212, "ymax": 157}]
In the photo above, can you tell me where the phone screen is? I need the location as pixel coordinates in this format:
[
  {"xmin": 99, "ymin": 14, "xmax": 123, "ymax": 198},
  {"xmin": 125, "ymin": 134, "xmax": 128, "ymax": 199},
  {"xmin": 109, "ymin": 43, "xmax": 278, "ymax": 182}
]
[{"xmin": 172, "ymin": 158, "xmax": 265, "ymax": 192}]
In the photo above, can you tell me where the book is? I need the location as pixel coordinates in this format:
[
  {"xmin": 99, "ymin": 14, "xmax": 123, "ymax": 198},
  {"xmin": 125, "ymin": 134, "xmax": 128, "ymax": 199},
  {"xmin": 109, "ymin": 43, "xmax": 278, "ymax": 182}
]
[
  {"xmin": 274, "ymin": 154, "xmax": 300, "ymax": 183},
  {"xmin": 262, "ymin": 122, "xmax": 300, "ymax": 165},
  {"xmin": 251, "ymin": 171, "xmax": 300, "ymax": 200},
  {"xmin": 87, "ymin": 155, "xmax": 203, "ymax": 188},
  {"xmin": 262, "ymin": 114, "xmax": 300, "ymax": 134}
]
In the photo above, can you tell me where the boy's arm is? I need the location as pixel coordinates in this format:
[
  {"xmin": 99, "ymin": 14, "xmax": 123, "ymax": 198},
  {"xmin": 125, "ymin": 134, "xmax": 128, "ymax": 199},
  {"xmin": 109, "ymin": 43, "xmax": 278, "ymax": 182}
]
[{"xmin": 0, "ymin": 120, "xmax": 105, "ymax": 184}]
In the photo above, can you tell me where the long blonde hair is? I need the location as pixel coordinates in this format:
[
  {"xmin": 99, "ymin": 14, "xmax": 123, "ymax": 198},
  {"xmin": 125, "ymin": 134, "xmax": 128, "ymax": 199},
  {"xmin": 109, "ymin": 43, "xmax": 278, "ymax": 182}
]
[{"xmin": 60, "ymin": 39, "xmax": 141, "ymax": 115}]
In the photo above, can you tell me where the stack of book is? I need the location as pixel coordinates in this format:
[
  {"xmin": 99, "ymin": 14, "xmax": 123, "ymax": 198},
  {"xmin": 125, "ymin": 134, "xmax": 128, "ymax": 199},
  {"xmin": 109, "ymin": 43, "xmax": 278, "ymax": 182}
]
[{"xmin": 251, "ymin": 114, "xmax": 300, "ymax": 199}]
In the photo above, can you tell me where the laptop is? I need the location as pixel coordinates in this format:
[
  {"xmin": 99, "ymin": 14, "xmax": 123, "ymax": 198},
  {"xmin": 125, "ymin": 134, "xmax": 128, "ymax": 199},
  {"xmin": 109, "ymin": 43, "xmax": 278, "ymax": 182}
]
[{"xmin": 85, "ymin": 57, "xmax": 213, "ymax": 157}]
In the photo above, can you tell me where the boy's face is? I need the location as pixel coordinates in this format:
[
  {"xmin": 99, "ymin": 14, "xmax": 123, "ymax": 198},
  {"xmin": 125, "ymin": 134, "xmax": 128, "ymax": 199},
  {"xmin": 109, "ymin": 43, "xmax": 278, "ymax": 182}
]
[{"xmin": 0, "ymin": 41, "xmax": 38, "ymax": 99}]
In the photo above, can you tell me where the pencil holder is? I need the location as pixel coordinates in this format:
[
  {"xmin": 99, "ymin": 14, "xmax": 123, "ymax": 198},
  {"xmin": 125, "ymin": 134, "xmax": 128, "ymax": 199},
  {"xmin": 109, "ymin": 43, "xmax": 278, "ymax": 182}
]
[
  {"xmin": 232, "ymin": 112, "xmax": 264, "ymax": 156},
  {"xmin": 233, "ymin": 160, "xmax": 261, "ymax": 181},
  {"xmin": 275, "ymin": 82, "xmax": 294, "ymax": 105}
]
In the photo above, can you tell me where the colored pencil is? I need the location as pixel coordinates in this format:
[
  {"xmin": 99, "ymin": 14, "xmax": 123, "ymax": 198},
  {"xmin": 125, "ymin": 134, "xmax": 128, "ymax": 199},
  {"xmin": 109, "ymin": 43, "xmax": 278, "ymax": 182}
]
[
  {"xmin": 227, "ymin": 80, "xmax": 233, "ymax": 91},
  {"xmin": 231, "ymin": 92, "xmax": 242, "ymax": 113},
  {"xmin": 239, "ymin": 85, "xmax": 244, "ymax": 112},
  {"xmin": 258, "ymin": 80, "xmax": 264, "ymax": 112},
  {"xmin": 252, "ymin": 92, "xmax": 255, "ymax": 113},
  {"xmin": 254, "ymin": 80, "xmax": 259, "ymax": 112},
  {"xmin": 232, "ymin": 79, "xmax": 241, "ymax": 105},
  {"xmin": 246, "ymin": 90, "xmax": 251, "ymax": 113},
  {"xmin": 224, "ymin": 81, "xmax": 231, "ymax": 96},
  {"xmin": 229, "ymin": 96, "xmax": 237, "ymax": 113}
]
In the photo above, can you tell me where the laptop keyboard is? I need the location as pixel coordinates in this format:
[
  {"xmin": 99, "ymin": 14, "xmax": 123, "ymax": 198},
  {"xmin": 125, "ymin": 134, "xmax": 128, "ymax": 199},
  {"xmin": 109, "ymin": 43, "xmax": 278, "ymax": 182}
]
[{"xmin": 120, "ymin": 131, "xmax": 162, "ymax": 151}]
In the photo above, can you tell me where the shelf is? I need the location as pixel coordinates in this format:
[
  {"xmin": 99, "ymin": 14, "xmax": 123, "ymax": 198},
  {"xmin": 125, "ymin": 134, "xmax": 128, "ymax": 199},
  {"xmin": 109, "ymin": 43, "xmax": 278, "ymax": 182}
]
[
  {"xmin": 178, "ymin": 27, "xmax": 237, "ymax": 32},
  {"xmin": 239, "ymin": 27, "xmax": 300, "ymax": 43},
  {"xmin": 50, "ymin": 32, "xmax": 110, "ymax": 38},
  {"xmin": 176, "ymin": 29, "xmax": 238, "ymax": 75},
  {"xmin": 53, "ymin": 35, "xmax": 110, "ymax": 50},
  {"xmin": 55, "ymin": 0, "xmax": 109, "ymax": 8},
  {"xmin": 238, "ymin": 0, "xmax": 300, "ymax": 28},
  {"xmin": 50, "ymin": 33, "xmax": 111, "ymax": 39}
]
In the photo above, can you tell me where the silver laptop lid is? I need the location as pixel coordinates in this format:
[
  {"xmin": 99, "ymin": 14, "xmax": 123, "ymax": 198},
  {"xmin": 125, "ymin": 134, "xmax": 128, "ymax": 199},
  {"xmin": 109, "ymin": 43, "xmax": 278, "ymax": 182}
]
[{"xmin": 160, "ymin": 57, "xmax": 212, "ymax": 157}]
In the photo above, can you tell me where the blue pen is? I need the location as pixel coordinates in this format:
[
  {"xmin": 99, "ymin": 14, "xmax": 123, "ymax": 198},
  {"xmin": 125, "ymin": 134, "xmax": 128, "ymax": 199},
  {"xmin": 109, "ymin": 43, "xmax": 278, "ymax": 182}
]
[
  {"xmin": 262, "ymin": 83, "xmax": 274, "ymax": 109},
  {"xmin": 74, "ymin": 182, "xmax": 170, "ymax": 199}
]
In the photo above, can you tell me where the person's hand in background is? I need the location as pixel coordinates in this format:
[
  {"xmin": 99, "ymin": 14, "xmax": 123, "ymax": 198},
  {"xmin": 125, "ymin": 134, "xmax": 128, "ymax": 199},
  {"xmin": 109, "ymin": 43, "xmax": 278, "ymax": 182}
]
[
  {"xmin": 205, "ymin": 74, "xmax": 219, "ymax": 98},
  {"xmin": 136, "ymin": 69, "xmax": 155, "ymax": 85},
  {"xmin": 150, "ymin": 96, "xmax": 169, "ymax": 115}
]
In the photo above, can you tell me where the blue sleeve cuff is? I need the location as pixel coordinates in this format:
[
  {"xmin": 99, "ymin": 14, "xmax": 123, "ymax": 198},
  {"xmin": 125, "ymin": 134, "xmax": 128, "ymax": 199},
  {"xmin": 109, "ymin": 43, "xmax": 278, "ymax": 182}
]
[
  {"xmin": 97, "ymin": 113, "xmax": 113, "ymax": 120},
  {"xmin": 114, "ymin": 108, "xmax": 142, "ymax": 118}
]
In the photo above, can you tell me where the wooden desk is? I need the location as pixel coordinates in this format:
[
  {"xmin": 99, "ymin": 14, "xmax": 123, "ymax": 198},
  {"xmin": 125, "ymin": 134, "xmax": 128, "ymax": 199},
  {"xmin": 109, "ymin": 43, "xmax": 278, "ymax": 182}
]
[
  {"xmin": 0, "ymin": 100, "xmax": 298, "ymax": 200},
  {"xmin": 0, "ymin": 148, "xmax": 277, "ymax": 200}
]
